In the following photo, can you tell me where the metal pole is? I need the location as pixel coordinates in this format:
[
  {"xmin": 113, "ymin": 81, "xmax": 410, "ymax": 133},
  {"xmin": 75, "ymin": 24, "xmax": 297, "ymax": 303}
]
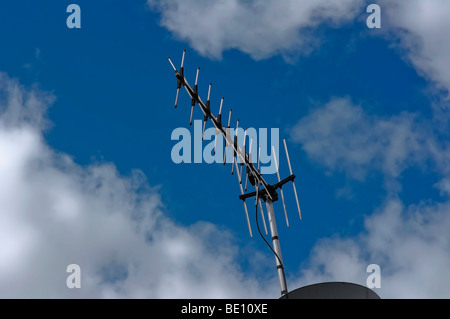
[{"xmin": 265, "ymin": 199, "xmax": 288, "ymax": 297}]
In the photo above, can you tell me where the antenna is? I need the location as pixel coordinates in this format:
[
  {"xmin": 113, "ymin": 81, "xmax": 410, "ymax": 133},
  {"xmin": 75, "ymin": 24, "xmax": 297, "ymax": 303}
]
[{"xmin": 167, "ymin": 50, "xmax": 302, "ymax": 298}]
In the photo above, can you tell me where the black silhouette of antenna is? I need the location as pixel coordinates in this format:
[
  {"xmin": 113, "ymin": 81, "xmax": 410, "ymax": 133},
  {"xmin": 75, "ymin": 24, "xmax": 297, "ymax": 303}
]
[{"xmin": 168, "ymin": 50, "xmax": 302, "ymax": 297}]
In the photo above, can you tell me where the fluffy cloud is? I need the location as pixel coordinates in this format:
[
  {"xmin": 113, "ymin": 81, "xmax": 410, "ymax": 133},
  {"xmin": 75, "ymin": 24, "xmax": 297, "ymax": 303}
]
[
  {"xmin": 2, "ymin": 66, "xmax": 450, "ymax": 300},
  {"xmin": 0, "ymin": 73, "xmax": 277, "ymax": 298},
  {"xmin": 380, "ymin": 0, "xmax": 450, "ymax": 96},
  {"xmin": 149, "ymin": 0, "xmax": 364, "ymax": 60},
  {"xmin": 290, "ymin": 97, "xmax": 433, "ymax": 180},
  {"xmin": 150, "ymin": 0, "xmax": 450, "ymax": 96},
  {"xmin": 294, "ymin": 198, "xmax": 450, "ymax": 298}
]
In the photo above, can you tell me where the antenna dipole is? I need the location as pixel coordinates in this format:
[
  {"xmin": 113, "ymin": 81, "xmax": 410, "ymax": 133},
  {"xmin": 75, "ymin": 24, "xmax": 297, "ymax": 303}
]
[{"xmin": 167, "ymin": 51, "xmax": 302, "ymax": 298}]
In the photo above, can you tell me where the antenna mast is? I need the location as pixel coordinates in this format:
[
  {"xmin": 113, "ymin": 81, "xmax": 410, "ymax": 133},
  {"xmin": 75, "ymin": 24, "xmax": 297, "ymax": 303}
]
[{"xmin": 168, "ymin": 50, "xmax": 302, "ymax": 297}]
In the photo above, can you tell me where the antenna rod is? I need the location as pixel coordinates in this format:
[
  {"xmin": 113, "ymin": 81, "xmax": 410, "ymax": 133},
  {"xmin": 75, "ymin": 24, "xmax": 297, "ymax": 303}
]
[
  {"xmin": 273, "ymin": 145, "xmax": 289, "ymax": 227},
  {"xmin": 223, "ymin": 109, "xmax": 232, "ymax": 165},
  {"xmin": 180, "ymin": 49, "xmax": 186, "ymax": 69},
  {"xmin": 189, "ymin": 67, "xmax": 200, "ymax": 125},
  {"xmin": 175, "ymin": 50, "xmax": 186, "ymax": 108},
  {"xmin": 214, "ymin": 97, "xmax": 224, "ymax": 155},
  {"xmin": 231, "ymin": 119, "xmax": 239, "ymax": 175},
  {"xmin": 202, "ymin": 83, "xmax": 212, "ymax": 140},
  {"xmin": 283, "ymin": 139, "xmax": 302, "ymax": 220},
  {"xmin": 168, "ymin": 57, "xmax": 181, "ymax": 108}
]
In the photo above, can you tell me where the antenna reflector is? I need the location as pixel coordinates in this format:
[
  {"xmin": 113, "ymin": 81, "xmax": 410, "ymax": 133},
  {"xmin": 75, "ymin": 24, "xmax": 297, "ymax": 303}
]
[
  {"xmin": 273, "ymin": 145, "xmax": 289, "ymax": 227},
  {"xmin": 283, "ymin": 139, "xmax": 302, "ymax": 220}
]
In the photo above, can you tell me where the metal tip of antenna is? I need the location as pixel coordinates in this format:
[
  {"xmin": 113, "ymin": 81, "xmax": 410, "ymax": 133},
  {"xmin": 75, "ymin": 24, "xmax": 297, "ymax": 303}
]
[
  {"xmin": 168, "ymin": 57, "xmax": 177, "ymax": 71},
  {"xmin": 180, "ymin": 50, "xmax": 186, "ymax": 68},
  {"xmin": 194, "ymin": 69, "xmax": 200, "ymax": 91}
]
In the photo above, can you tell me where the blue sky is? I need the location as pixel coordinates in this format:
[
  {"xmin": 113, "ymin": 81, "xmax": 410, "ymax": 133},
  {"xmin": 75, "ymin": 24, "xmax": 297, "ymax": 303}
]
[{"xmin": 1, "ymin": 0, "xmax": 450, "ymax": 298}]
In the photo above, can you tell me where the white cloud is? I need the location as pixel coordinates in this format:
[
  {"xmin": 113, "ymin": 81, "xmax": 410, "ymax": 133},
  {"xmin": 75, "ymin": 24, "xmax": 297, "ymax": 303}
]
[
  {"xmin": 295, "ymin": 198, "xmax": 450, "ymax": 298},
  {"xmin": 380, "ymin": 0, "xmax": 450, "ymax": 96},
  {"xmin": 149, "ymin": 0, "xmax": 364, "ymax": 60},
  {"xmin": 290, "ymin": 97, "xmax": 430, "ymax": 180},
  {"xmin": 150, "ymin": 0, "xmax": 450, "ymax": 98},
  {"xmin": 0, "ymin": 73, "xmax": 278, "ymax": 298}
]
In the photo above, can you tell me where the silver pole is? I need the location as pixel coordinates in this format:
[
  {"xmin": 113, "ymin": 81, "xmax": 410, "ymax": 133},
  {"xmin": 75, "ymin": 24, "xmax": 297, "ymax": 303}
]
[{"xmin": 265, "ymin": 199, "xmax": 288, "ymax": 296}]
